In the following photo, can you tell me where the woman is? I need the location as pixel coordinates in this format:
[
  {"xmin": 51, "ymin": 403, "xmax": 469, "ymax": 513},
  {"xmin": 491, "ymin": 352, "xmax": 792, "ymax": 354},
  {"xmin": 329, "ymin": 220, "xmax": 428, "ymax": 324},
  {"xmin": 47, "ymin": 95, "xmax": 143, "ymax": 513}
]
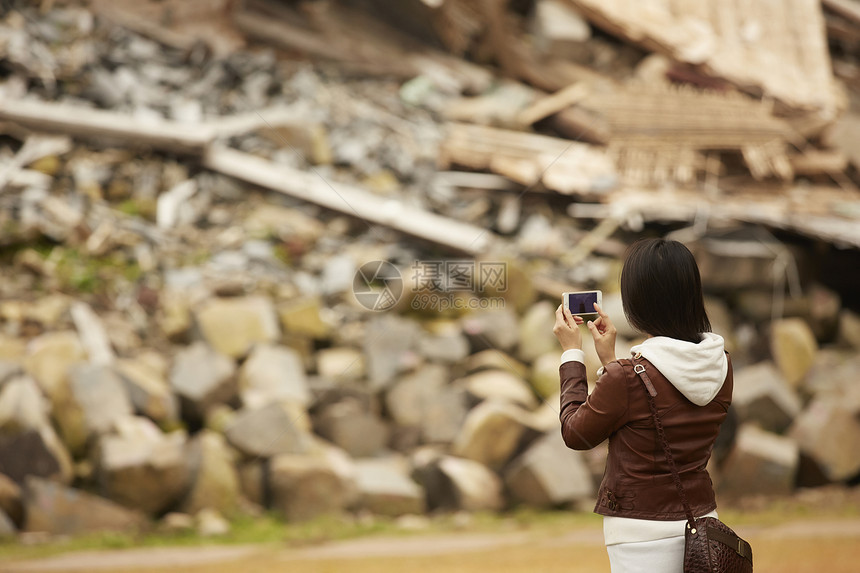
[{"xmin": 552, "ymin": 238, "xmax": 732, "ymax": 573}]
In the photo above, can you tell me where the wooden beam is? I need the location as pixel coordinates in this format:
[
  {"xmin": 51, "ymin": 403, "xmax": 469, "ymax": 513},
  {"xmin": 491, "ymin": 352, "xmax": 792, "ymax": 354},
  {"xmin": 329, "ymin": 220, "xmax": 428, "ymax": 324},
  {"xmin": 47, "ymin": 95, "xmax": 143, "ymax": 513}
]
[
  {"xmin": 0, "ymin": 99, "xmax": 214, "ymax": 155},
  {"xmin": 203, "ymin": 146, "xmax": 495, "ymax": 254}
]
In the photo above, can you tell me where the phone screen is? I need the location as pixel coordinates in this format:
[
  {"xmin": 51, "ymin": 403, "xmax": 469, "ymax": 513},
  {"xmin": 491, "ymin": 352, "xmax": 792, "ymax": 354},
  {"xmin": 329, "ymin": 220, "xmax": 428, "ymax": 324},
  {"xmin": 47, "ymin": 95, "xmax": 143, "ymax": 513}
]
[{"xmin": 566, "ymin": 292, "xmax": 598, "ymax": 315}]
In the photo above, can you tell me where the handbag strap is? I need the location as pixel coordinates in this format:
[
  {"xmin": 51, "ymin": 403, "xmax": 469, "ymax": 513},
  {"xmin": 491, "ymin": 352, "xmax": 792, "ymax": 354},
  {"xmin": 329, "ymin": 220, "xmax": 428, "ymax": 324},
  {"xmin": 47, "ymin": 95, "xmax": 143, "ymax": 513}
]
[{"xmin": 632, "ymin": 355, "xmax": 698, "ymax": 531}]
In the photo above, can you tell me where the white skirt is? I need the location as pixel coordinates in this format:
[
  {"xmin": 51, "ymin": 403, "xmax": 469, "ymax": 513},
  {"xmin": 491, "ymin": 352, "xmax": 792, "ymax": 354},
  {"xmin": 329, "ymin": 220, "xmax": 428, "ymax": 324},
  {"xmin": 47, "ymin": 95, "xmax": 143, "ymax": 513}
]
[{"xmin": 605, "ymin": 535, "xmax": 685, "ymax": 573}]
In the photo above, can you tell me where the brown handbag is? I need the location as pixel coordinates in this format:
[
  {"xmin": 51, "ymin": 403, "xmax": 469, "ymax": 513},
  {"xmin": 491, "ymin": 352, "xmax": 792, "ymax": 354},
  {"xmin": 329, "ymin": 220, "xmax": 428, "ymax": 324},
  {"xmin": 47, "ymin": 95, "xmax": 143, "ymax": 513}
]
[{"xmin": 633, "ymin": 359, "xmax": 753, "ymax": 573}]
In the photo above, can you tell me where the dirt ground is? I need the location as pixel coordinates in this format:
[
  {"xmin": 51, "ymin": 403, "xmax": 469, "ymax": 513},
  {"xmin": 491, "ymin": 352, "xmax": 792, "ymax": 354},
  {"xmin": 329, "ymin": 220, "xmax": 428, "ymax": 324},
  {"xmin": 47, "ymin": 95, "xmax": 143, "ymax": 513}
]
[{"xmin": 3, "ymin": 516, "xmax": 860, "ymax": 573}]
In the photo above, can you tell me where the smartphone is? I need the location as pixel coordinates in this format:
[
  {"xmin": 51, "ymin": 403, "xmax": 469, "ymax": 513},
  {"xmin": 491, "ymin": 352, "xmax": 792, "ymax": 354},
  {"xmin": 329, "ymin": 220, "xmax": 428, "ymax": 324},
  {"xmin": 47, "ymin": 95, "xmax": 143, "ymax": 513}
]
[{"xmin": 562, "ymin": 290, "xmax": 602, "ymax": 317}]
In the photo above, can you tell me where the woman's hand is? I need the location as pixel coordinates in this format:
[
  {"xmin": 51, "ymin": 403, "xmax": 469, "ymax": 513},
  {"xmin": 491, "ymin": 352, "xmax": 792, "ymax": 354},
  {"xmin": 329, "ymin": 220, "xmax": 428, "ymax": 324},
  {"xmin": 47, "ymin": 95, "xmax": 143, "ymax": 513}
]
[
  {"xmin": 553, "ymin": 304, "xmax": 583, "ymax": 351},
  {"xmin": 587, "ymin": 302, "xmax": 617, "ymax": 366}
]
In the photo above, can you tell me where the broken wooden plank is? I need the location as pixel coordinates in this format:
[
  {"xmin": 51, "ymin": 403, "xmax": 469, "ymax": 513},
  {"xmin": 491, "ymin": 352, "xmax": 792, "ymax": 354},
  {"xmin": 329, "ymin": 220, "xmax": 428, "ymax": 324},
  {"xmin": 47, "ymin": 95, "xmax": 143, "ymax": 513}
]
[
  {"xmin": 203, "ymin": 146, "xmax": 495, "ymax": 254},
  {"xmin": 517, "ymin": 83, "xmax": 590, "ymax": 126},
  {"xmin": 566, "ymin": 0, "xmax": 839, "ymax": 114},
  {"xmin": 438, "ymin": 122, "xmax": 618, "ymax": 195},
  {"xmin": 789, "ymin": 149, "xmax": 849, "ymax": 176},
  {"xmin": 823, "ymin": 0, "xmax": 860, "ymax": 27},
  {"xmin": 0, "ymin": 99, "xmax": 215, "ymax": 155}
]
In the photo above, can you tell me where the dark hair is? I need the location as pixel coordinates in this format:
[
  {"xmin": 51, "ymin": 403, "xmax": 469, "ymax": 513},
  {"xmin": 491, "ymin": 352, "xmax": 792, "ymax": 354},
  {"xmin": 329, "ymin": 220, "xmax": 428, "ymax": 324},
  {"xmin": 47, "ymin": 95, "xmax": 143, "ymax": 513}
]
[{"xmin": 620, "ymin": 238, "xmax": 711, "ymax": 344}]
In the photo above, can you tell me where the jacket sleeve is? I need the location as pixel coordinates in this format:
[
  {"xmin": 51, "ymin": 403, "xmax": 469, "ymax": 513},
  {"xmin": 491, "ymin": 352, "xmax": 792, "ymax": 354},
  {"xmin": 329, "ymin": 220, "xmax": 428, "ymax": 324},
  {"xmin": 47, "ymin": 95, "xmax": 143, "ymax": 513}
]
[{"xmin": 559, "ymin": 360, "xmax": 630, "ymax": 450}]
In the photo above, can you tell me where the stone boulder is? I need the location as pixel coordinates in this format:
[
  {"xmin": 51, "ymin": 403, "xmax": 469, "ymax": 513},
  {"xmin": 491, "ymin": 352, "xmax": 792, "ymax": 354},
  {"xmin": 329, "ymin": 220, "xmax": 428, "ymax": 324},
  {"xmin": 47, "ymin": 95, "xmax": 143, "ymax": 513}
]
[
  {"xmin": 225, "ymin": 402, "xmax": 312, "ymax": 458},
  {"xmin": 417, "ymin": 323, "xmax": 470, "ymax": 364},
  {"xmin": 97, "ymin": 417, "xmax": 190, "ymax": 515},
  {"xmin": 170, "ymin": 342, "xmax": 236, "ymax": 423},
  {"xmin": 194, "ymin": 296, "xmax": 280, "ymax": 359},
  {"xmin": 353, "ymin": 457, "xmax": 425, "ymax": 517},
  {"xmin": 23, "ymin": 476, "xmax": 147, "ymax": 535},
  {"xmin": 386, "ymin": 365, "xmax": 467, "ymax": 444},
  {"xmin": 505, "ymin": 431, "xmax": 594, "ymax": 508},
  {"xmin": 530, "ymin": 351, "xmax": 561, "ymax": 400},
  {"xmin": 278, "ymin": 296, "xmax": 331, "ymax": 339},
  {"xmin": 789, "ymin": 397, "xmax": 860, "ymax": 482},
  {"xmin": 316, "ymin": 347, "xmax": 366, "ymax": 383},
  {"xmin": 180, "ymin": 430, "xmax": 240, "ymax": 516},
  {"xmin": 801, "ymin": 351, "xmax": 860, "ymax": 412},
  {"xmin": 732, "ymin": 362, "xmax": 802, "ymax": 433},
  {"xmin": 115, "ymin": 358, "xmax": 179, "ymax": 425},
  {"xmin": 70, "ymin": 301, "xmax": 115, "ymax": 366},
  {"xmin": 196, "ymin": 507, "xmax": 230, "ymax": 537},
  {"xmin": 0, "ymin": 473, "xmax": 22, "ymax": 526},
  {"xmin": 457, "ymin": 369, "xmax": 538, "ymax": 409},
  {"xmin": 64, "ymin": 364, "xmax": 134, "ymax": 443},
  {"xmin": 0, "ymin": 428, "xmax": 73, "ymax": 486},
  {"xmin": 717, "ymin": 424, "xmax": 799, "ymax": 498},
  {"xmin": 269, "ymin": 441, "xmax": 358, "ymax": 522},
  {"xmin": 452, "ymin": 400, "xmax": 537, "ymax": 470},
  {"xmin": 363, "ymin": 314, "xmax": 421, "ymax": 389},
  {"xmin": 23, "ymin": 331, "xmax": 86, "ymax": 401},
  {"xmin": 517, "ymin": 301, "xmax": 559, "ymax": 362},
  {"xmin": 460, "ymin": 308, "xmax": 519, "ymax": 352},
  {"xmin": 417, "ymin": 455, "xmax": 504, "ymax": 512},
  {"xmin": 239, "ymin": 344, "xmax": 310, "ymax": 410},
  {"xmin": 770, "ymin": 318, "xmax": 817, "ymax": 388},
  {"xmin": 314, "ymin": 399, "xmax": 389, "ymax": 458},
  {"xmin": 465, "ymin": 349, "xmax": 529, "ymax": 379},
  {"xmin": 0, "ymin": 508, "xmax": 14, "ymax": 538},
  {"xmin": 0, "ymin": 374, "xmax": 51, "ymax": 432},
  {"xmin": 837, "ymin": 309, "xmax": 860, "ymax": 350}
]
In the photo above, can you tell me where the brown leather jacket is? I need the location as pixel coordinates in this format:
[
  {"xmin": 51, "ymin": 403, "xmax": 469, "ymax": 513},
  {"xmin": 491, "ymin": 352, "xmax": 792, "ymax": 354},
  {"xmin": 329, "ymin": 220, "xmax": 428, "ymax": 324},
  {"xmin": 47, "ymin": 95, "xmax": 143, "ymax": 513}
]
[{"xmin": 559, "ymin": 354, "xmax": 732, "ymax": 520}]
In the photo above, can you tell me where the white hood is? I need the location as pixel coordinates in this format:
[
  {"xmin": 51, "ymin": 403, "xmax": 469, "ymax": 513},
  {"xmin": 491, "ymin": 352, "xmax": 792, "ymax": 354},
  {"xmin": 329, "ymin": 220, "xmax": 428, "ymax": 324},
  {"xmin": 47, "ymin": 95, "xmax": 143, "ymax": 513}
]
[{"xmin": 630, "ymin": 333, "xmax": 728, "ymax": 406}]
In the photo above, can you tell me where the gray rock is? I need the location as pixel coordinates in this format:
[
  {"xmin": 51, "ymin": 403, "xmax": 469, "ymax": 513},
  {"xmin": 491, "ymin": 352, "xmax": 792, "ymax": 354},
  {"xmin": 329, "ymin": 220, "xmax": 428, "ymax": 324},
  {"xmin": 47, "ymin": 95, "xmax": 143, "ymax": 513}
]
[
  {"xmin": 363, "ymin": 314, "xmax": 421, "ymax": 389},
  {"xmin": 789, "ymin": 397, "xmax": 860, "ymax": 482},
  {"xmin": 460, "ymin": 308, "xmax": 519, "ymax": 351},
  {"xmin": 458, "ymin": 369, "xmax": 538, "ymax": 409},
  {"xmin": 353, "ymin": 457, "xmax": 425, "ymax": 517},
  {"xmin": 517, "ymin": 301, "xmax": 559, "ymax": 362},
  {"xmin": 67, "ymin": 363, "xmax": 133, "ymax": 438},
  {"xmin": 320, "ymin": 254, "xmax": 356, "ymax": 296},
  {"xmin": 70, "ymin": 302, "xmax": 114, "ymax": 366},
  {"xmin": 225, "ymin": 402, "xmax": 312, "ymax": 458},
  {"xmin": 417, "ymin": 331, "xmax": 470, "ymax": 364},
  {"xmin": 802, "ymin": 351, "xmax": 860, "ymax": 412},
  {"xmin": 97, "ymin": 418, "xmax": 190, "ymax": 515},
  {"xmin": 717, "ymin": 424, "xmax": 799, "ymax": 498},
  {"xmin": 314, "ymin": 399, "xmax": 389, "ymax": 458},
  {"xmin": 115, "ymin": 358, "xmax": 179, "ymax": 425},
  {"xmin": 23, "ymin": 476, "xmax": 147, "ymax": 535},
  {"xmin": 239, "ymin": 344, "xmax": 310, "ymax": 410},
  {"xmin": 452, "ymin": 400, "xmax": 536, "ymax": 470},
  {"xmin": 269, "ymin": 442, "xmax": 358, "ymax": 522},
  {"xmin": 194, "ymin": 296, "xmax": 280, "ymax": 359},
  {"xmin": 160, "ymin": 512, "xmax": 194, "ymax": 533},
  {"xmin": 505, "ymin": 431, "xmax": 594, "ymax": 507},
  {"xmin": 386, "ymin": 365, "xmax": 467, "ymax": 444},
  {"xmin": 181, "ymin": 431, "xmax": 240, "ymax": 515},
  {"xmin": 170, "ymin": 342, "xmax": 237, "ymax": 423},
  {"xmin": 732, "ymin": 362, "xmax": 802, "ymax": 433}
]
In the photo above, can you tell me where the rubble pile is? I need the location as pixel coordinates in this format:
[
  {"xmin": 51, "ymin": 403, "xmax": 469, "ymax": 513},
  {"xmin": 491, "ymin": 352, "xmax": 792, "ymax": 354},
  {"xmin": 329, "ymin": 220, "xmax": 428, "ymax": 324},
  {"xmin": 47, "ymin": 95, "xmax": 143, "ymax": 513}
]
[{"xmin": 0, "ymin": 0, "xmax": 858, "ymax": 538}]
